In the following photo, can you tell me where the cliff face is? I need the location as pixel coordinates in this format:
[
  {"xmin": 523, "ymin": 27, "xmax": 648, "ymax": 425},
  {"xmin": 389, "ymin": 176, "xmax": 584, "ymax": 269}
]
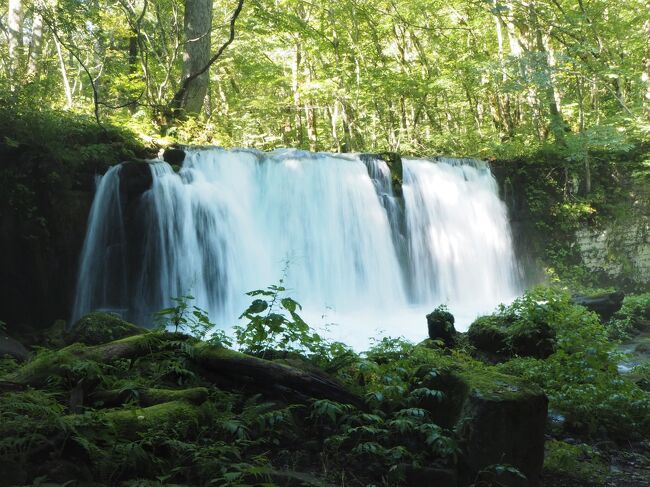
[
  {"xmin": 490, "ymin": 148, "xmax": 650, "ymax": 290},
  {"xmin": 0, "ymin": 109, "xmax": 154, "ymax": 334},
  {"xmin": 576, "ymin": 221, "xmax": 650, "ymax": 286}
]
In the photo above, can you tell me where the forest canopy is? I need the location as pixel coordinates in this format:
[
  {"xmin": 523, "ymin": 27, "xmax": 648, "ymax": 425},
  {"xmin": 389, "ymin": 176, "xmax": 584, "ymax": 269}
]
[{"xmin": 2, "ymin": 0, "xmax": 649, "ymax": 155}]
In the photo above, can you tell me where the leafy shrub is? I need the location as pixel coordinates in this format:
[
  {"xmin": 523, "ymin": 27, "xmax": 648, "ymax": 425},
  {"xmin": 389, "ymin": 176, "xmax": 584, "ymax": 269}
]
[
  {"xmin": 497, "ymin": 288, "xmax": 650, "ymax": 437},
  {"xmin": 543, "ymin": 440, "xmax": 607, "ymax": 485},
  {"xmin": 607, "ymin": 293, "xmax": 650, "ymax": 340},
  {"xmin": 234, "ymin": 282, "xmax": 322, "ymax": 355}
]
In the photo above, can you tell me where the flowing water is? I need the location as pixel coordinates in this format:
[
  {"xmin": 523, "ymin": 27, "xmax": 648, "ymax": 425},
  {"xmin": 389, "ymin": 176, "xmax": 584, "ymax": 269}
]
[{"xmin": 73, "ymin": 148, "xmax": 520, "ymax": 350}]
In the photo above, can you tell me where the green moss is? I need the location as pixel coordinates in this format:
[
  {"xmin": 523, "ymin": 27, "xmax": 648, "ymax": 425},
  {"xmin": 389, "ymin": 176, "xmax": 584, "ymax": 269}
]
[
  {"xmin": 98, "ymin": 400, "xmax": 200, "ymax": 439},
  {"xmin": 467, "ymin": 315, "xmax": 509, "ymax": 355},
  {"xmin": 8, "ymin": 343, "xmax": 87, "ymax": 386},
  {"xmin": 69, "ymin": 312, "xmax": 145, "ymax": 346}
]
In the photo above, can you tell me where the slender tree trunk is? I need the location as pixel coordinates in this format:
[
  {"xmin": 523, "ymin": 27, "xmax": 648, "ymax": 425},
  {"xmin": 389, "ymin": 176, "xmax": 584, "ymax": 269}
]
[
  {"xmin": 291, "ymin": 42, "xmax": 303, "ymax": 146},
  {"xmin": 644, "ymin": 2, "xmax": 650, "ymax": 118},
  {"xmin": 181, "ymin": 0, "xmax": 213, "ymax": 115},
  {"xmin": 8, "ymin": 0, "xmax": 24, "ymax": 82},
  {"xmin": 27, "ymin": 9, "xmax": 43, "ymax": 78},
  {"xmin": 54, "ymin": 34, "xmax": 73, "ymax": 108}
]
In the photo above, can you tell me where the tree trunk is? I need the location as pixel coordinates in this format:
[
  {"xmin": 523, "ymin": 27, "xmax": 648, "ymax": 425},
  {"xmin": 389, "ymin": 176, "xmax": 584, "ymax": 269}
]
[
  {"xmin": 27, "ymin": 8, "xmax": 43, "ymax": 78},
  {"xmin": 8, "ymin": 0, "xmax": 24, "ymax": 81},
  {"xmin": 54, "ymin": 33, "xmax": 73, "ymax": 108},
  {"xmin": 644, "ymin": 3, "xmax": 650, "ymax": 118},
  {"xmin": 181, "ymin": 0, "xmax": 213, "ymax": 115}
]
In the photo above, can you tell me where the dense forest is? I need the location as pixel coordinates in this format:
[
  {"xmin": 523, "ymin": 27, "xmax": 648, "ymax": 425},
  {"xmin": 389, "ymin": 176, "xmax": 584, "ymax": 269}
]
[
  {"xmin": 1, "ymin": 1, "xmax": 650, "ymax": 487},
  {"xmin": 2, "ymin": 0, "xmax": 649, "ymax": 153}
]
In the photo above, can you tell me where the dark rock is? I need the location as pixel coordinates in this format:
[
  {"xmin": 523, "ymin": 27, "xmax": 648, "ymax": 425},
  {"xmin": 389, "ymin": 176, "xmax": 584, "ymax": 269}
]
[
  {"xmin": 0, "ymin": 335, "xmax": 29, "ymax": 362},
  {"xmin": 399, "ymin": 464, "xmax": 457, "ymax": 486},
  {"xmin": 361, "ymin": 152, "xmax": 403, "ymax": 196},
  {"xmin": 467, "ymin": 313, "xmax": 555, "ymax": 360},
  {"xmin": 68, "ymin": 311, "xmax": 145, "ymax": 345},
  {"xmin": 455, "ymin": 373, "xmax": 547, "ymax": 487},
  {"xmin": 163, "ymin": 147, "xmax": 186, "ymax": 165},
  {"xmin": 467, "ymin": 315, "xmax": 509, "ymax": 356},
  {"xmin": 42, "ymin": 319, "xmax": 68, "ymax": 348},
  {"xmin": 119, "ymin": 161, "xmax": 153, "ymax": 201},
  {"xmin": 572, "ymin": 291, "xmax": 624, "ymax": 320},
  {"xmin": 427, "ymin": 306, "xmax": 457, "ymax": 346},
  {"xmin": 413, "ymin": 356, "xmax": 547, "ymax": 487}
]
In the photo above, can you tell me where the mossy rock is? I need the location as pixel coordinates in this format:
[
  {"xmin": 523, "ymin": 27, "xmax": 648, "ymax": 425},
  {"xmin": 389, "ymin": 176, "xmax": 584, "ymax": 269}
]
[
  {"xmin": 467, "ymin": 315, "xmax": 509, "ymax": 356},
  {"xmin": 467, "ymin": 314, "xmax": 555, "ymax": 360},
  {"xmin": 410, "ymin": 348, "xmax": 547, "ymax": 486},
  {"xmin": 426, "ymin": 306, "xmax": 457, "ymax": 346},
  {"xmin": 456, "ymin": 368, "xmax": 547, "ymax": 486},
  {"xmin": 68, "ymin": 312, "xmax": 145, "ymax": 345}
]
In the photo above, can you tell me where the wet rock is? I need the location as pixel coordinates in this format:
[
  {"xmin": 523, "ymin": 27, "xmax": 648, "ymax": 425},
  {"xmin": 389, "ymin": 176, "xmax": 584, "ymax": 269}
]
[
  {"xmin": 572, "ymin": 291, "xmax": 624, "ymax": 320},
  {"xmin": 119, "ymin": 161, "xmax": 153, "ymax": 202},
  {"xmin": 68, "ymin": 311, "xmax": 145, "ymax": 345},
  {"xmin": 163, "ymin": 147, "xmax": 186, "ymax": 165},
  {"xmin": 426, "ymin": 306, "xmax": 457, "ymax": 347},
  {"xmin": 0, "ymin": 335, "xmax": 29, "ymax": 362}
]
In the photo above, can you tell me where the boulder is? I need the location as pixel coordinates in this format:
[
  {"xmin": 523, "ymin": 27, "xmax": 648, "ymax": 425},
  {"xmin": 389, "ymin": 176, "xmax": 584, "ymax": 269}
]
[
  {"xmin": 119, "ymin": 161, "xmax": 153, "ymax": 202},
  {"xmin": 42, "ymin": 319, "xmax": 68, "ymax": 348},
  {"xmin": 0, "ymin": 335, "xmax": 29, "ymax": 362},
  {"xmin": 414, "ymin": 360, "xmax": 547, "ymax": 486},
  {"xmin": 68, "ymin": 312, "xmax": 145, "ymax": 345},
  {"xmin": 572, "ymin": 291, "xmax": 624, "ymax": 320},
  {"xmin": 467, "ymin": 315, "xmax": 508, "ymax": 356},
  {"xmin": 427, "ymin": 306, "xmax": 457, "ymax": 347},
  {"xmin": 455, "ymin": 371, "xmax": 547, "ymax": 486},
  {"xmin": 467, "ymin": 314, "xmax": 555, "ymax": 360},
  {"xmin": 162, "ymin": 147, "xmax": 186, "ymax": 165}
]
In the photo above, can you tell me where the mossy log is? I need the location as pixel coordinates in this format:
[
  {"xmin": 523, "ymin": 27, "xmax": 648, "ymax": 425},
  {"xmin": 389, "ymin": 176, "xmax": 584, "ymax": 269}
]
[
  {"xmin": 8, "ymin": 333, "xmax": 171, "ymax": 386},
  {"xmin": 9, "ymin": 333, "xmax": 364, "ymax": 408},
  {"xmin": 91, "ymin": 386, "xmax": 209, "ymax": 408},
  {"xmin": 79, "ymin": 400, "xmax": 201, "ymax": 440},
  {"xmin": 194, "ymin": 345, "xmax": 365, "ymax": 409}
]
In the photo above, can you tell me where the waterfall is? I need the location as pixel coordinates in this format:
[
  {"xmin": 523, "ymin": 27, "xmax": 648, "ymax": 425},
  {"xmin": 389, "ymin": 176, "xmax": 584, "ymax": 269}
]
[{"xmin": 72, "ymin": 148, "xmax": 520, "ymax": 349}]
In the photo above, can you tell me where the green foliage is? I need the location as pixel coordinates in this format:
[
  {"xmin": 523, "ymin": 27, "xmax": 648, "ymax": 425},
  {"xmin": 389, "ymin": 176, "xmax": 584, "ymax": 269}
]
[
  {"xmin": 607, "ymin": 293, "xmax": 650, "ymax": 340},
  {"xmin": 543, "ymin": 440, "xmax": 607, "ymax": 485},
  {"xmin": 0, "ymin": 391, "xmax": 66, "ymax": 466},
  {"xmin": 496, "ymin": 287, "xmax": 650, "ymax": 437},
  {"xmin": 234, "ymin": 281, "xmax": 321, "ymax": 355},
  {"xmin": 154, "ymin": 294, "xmax": 232, "ymax": 348}
]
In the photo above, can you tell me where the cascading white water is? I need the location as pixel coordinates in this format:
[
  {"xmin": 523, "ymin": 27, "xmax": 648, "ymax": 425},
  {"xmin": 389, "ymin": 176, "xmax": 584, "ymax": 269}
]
[{"xmin": 72, "ymin": 148, "xmax": 520, "ymax": 349}]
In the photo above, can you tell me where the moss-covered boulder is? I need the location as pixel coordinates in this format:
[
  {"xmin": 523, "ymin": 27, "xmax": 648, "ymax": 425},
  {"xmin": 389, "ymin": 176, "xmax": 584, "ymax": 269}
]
[
  {"xmin": 68, "ymin": 312, "xmax": 145, "ymax": 345},
  {"xmin": 426, "ymin": 305, "xmax": 457, "ymax": 347},
  {"xmin": 413, "ymin": 358, "xmax": 547, "ymax": 486},
  {"xmin": 467, "ymin": 313, "xmax": 555, "ymax": 361},
  {"xmin": 467, "ymin": 315, "xmax": 509, "ymax": 356}
]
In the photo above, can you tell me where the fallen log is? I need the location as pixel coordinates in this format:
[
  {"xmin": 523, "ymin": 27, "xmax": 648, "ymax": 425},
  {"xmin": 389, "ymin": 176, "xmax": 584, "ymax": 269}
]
[
  {"xmin": 90, "ymin": 386, "xmax": 209, "ymax": 408},
  {"xmin": 194, "ymin": 345, "xmax": 365, "ymax": 409},
  {"xmin": 7, "ymin": 333, "xmax": 364, "ymax": 408}
]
